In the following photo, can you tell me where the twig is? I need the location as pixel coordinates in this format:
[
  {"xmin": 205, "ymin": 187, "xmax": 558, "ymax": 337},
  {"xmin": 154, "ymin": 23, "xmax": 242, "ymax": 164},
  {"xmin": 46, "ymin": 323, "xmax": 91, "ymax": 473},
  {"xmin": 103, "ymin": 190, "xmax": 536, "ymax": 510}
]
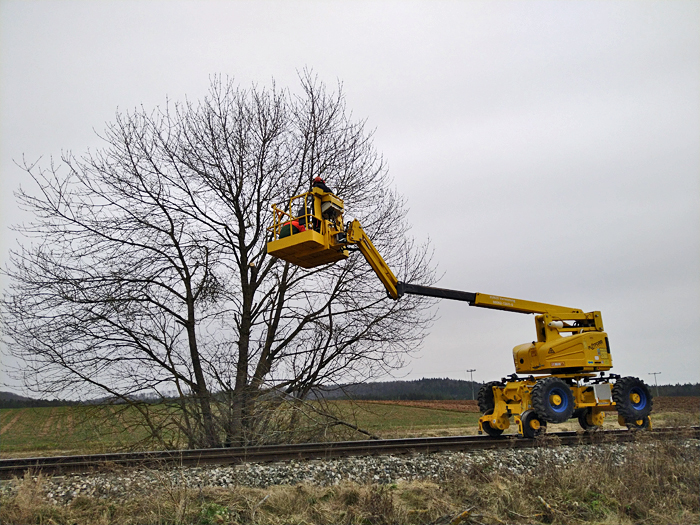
[
  {"xmin": 250, "ymin": 494, "xmax": 270, "ymax": 521},
  {"xmin": 294, "ymin": 396, "xmax": 381, "ymax": 439},
  {"xmin": 507, "ymin": 509, "xmax": 544, "ymax": 520},
  {"xmin": 449, "ymin": 507, "xmax": 480, "ymax": 525},
  {"xmin": 537, "ymin": 495, "xmax": 553, "ymax": 512}
]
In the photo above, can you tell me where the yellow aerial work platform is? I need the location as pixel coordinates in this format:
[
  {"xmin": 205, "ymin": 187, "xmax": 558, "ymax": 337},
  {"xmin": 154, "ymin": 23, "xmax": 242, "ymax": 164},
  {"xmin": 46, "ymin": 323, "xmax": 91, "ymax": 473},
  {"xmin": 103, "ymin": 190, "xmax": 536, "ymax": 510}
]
[
  {"xmin": 266, "ymin": 182, "xmax": 654, "ymax": 438},
  {"xmin": 267, "ymin": 187, "xmax": 349, "ymax": 269}
]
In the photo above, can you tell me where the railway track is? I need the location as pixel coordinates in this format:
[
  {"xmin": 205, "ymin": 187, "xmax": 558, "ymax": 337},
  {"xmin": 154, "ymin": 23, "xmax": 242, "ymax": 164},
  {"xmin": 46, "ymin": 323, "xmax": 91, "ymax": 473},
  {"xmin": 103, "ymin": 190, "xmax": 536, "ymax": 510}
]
[{"xmin": 1, "ymin": 426, "xmax": 697, "ymax": 479}]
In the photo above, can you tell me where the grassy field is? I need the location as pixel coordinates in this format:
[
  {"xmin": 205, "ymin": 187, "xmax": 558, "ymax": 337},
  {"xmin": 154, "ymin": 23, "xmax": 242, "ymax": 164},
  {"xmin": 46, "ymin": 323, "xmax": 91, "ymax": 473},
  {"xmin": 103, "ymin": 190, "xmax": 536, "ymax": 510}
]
[
  {"xmin": 1, "ymin": 397, "xmax": 697, "ymax": 458},
  {"xmin": 0, "ymin": 401, "xmax": 483, "ymax": 457},
  {"xmin": 1, "ymin": 399, "xmax": 698, "ymax": 524},
  {"xmin": 0, "ymin": 406, "xmax": 112, "ymax": 457},
  {"xmin": 369, "ymin": 397, "xmax": 700, "ymax": 435},
  {"xmin": 0, "ymin": 404, "xmax": 180, "ymax": 457},
  {"xmin": 332, "ymin": 400, "xmax": 482, "ymax": 438}
]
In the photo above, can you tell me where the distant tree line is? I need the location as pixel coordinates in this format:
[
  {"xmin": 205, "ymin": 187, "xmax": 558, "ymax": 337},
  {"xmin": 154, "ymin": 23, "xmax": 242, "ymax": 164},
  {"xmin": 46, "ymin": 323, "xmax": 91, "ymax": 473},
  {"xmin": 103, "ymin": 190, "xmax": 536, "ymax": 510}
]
[
  {"xmin": 0, "ymin": 397, "xmax": 82, "ymax": 409},
  {"xmin": 320, "ymin": 378, "xmax": 482, "ymax": 400},
  {"xmin": 654, "ymin": 383, "xmax": 700, "ymax": 397},
  {"xmin": 2, "ymin": 380, "xmax": 698, "ymax": 408},
  {"xmin": 318, "ymin": 378, "xmax": 700, "ymax": 401}
]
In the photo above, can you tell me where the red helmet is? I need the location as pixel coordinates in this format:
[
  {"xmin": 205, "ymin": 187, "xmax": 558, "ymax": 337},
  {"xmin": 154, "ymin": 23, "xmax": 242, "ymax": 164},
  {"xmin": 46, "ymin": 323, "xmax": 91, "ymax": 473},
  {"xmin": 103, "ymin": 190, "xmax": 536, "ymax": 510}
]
[{"xmin": 313, "ymin": 177, "xmax": 325, "ymax": 183}]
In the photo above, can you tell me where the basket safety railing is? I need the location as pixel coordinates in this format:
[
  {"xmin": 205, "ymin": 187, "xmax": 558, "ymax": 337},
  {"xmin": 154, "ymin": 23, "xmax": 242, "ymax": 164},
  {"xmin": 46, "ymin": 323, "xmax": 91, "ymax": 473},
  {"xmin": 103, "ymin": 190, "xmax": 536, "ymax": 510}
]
[{"xmin": 268, "ymin": 191, "xmax": 323, "ymax": 241}]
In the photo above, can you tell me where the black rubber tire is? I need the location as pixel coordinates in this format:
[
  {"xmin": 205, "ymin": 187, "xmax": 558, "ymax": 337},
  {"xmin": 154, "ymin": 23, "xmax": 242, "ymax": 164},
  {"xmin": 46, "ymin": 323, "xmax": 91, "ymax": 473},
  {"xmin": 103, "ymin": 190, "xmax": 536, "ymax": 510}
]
[
  {"xmin": 626, "ymin": 415, "xmax": 651, "ymax": 431},
  {"xmin": 612, "ymin": 376, "xmax": 653, "ymax": 423},
  {"xmin": 520, "ymin": 409, "xmax": 547, "ymax": 439},
  {"xmin": 577, "ymin": 407, "xmax": 598, "ymax": 431},
  {"xmin": 531, "ymin": 377, "xmax": 575, "ymax": 423},
  {"xmin": 477, "ymin": 381, "xmax": 503, "ymax": 414},
  {"xmin": 481, "ymin": 409, "xmax": 504, "ymax": 437}
]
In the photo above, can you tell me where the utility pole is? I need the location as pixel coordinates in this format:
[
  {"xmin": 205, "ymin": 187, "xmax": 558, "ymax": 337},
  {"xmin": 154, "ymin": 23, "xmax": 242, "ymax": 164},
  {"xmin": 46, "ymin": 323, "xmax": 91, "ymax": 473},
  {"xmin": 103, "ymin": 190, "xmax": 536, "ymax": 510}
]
[
  {"xmin": 466, "ymin": 369, "xmax": 476, "ymax": 400},
  {"xmin": 648, "ymin": 372, "xmax": 661, "ymax": 397}
]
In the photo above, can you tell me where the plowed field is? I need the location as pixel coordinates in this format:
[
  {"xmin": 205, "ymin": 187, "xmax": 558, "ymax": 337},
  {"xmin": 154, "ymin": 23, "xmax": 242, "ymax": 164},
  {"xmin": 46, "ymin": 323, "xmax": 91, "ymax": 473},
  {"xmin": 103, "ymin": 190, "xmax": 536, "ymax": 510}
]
[
  {"xmin": 368, "ymin": 396, "xmax": 699, "ymax": 414},
  {"xmin": 651, "ymin": 396, "xmax": 699, "ymax": 414},
  {"xmin": 366, "ymin": 400, "xmax": 480, "ymax": 412}
]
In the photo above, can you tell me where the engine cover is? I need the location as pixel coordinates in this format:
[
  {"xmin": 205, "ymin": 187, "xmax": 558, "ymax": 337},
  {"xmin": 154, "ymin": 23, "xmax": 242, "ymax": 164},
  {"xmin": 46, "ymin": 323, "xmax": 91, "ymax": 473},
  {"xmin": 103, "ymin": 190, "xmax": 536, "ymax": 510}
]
[{"xmin": 512, "ymin": 331, "xmax": 613, "ymax": 374}]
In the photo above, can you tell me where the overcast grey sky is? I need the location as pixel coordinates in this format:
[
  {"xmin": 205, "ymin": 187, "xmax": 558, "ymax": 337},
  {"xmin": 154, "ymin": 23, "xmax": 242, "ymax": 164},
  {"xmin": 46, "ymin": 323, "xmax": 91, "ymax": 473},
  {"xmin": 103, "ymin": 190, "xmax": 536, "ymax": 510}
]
[{"xmin": 1, "ymin": 1, "xmax": 698, "ymax": 390}]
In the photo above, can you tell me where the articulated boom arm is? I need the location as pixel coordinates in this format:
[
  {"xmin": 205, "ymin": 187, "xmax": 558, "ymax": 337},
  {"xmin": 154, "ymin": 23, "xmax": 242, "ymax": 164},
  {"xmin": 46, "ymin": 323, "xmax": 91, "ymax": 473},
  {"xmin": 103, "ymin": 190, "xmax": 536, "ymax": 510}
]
[
  {"xmin": 343, "ymin": 219, "xmax": 589, "ymax": 321},
  {"xmin": 345, "ymin": 220, "xmax": 401, "ymax": 299},
  {"xmin": 266, "ymin": 189, "xmax": 598, "ymax": 325}
]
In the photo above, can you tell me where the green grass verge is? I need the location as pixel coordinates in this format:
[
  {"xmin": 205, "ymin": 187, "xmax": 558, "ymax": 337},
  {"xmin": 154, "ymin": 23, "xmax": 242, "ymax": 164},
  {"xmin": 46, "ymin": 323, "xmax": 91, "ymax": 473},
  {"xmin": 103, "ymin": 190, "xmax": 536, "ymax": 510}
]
[{"xmin": 1, "ymin": 401, "xmax": 481, "ymax": 457}]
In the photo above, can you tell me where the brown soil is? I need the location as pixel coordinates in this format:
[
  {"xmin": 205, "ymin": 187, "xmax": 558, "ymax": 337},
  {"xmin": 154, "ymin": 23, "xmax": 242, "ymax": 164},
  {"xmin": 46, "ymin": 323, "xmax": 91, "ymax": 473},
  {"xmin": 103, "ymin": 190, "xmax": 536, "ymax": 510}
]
[
  {"xmin": 365, "ymin": 400, "xmax": 480, "ymax": 413},
  {"xmin": 367, "ymin": 396, "xmax": 699, "ymax": 414},
  {"xmin": 0, "ymin": 410, "xmax": 24, "ymax": 436},
  {"xmin": 651, "ymin": 396, "xmax": 699, "ymax": 414},
  {"xmin": 39, "ymin": 409, "xmax": 57, "ymax": 438}
]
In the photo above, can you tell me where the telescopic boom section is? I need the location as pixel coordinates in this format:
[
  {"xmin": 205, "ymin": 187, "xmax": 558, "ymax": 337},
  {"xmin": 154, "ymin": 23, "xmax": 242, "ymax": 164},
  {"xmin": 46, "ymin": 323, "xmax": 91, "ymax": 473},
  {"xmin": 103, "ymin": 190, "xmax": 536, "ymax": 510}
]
[{"xmin": 345, "ymin": 221, "xmax": 580, "ymax": 316}]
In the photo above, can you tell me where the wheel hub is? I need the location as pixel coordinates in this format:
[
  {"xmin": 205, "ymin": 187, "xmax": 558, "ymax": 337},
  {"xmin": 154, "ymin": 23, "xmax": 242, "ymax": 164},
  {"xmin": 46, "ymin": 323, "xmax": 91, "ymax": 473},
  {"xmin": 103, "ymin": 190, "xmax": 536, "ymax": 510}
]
[
  {"xmin": 630, "ymin": 393, "xmax": 641, "ymax": 404},
  {"xmin": 550, "ymin": 394, "xmax": 562, "ymax": 406}
]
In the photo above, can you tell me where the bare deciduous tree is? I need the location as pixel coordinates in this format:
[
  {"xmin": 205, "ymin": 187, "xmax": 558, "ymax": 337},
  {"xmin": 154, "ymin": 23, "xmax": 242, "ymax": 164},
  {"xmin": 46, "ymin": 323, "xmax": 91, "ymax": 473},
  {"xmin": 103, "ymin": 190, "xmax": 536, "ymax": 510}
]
[{"xmin": 1, "ymin": 74, "xmax": 435, "ymax": 448}]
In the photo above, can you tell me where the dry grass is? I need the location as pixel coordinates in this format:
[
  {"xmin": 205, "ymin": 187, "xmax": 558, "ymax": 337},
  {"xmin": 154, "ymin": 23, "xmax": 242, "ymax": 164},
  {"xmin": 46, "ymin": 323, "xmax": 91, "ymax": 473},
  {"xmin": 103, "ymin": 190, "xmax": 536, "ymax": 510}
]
[{"xmin": 2, "ymin": 432, "xmax": 697, "ymax": 525}]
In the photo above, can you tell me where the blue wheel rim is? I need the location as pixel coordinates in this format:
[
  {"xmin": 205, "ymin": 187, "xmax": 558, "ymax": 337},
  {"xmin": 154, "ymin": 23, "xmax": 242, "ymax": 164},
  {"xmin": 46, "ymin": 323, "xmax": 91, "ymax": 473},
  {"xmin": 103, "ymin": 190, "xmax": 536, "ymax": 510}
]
[
  {"xmin": 630, "ymin": 387, "xmax": 647, "ymax": 410},
  {"xmin": 548, "ymin": 387, "xmax": 570, "ymax": 413}
]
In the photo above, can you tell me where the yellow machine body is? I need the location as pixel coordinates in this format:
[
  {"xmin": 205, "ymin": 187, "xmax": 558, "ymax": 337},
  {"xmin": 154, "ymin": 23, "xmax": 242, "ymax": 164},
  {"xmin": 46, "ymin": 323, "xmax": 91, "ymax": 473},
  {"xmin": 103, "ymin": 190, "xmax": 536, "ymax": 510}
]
[
  {"xmin": 513, "ymin": 332, "xmax": 612, "ymax": 375},
  {"xmin": 477, "ymin": 376, "xmax": 615, "ymax": 433},
  {"xmin": 512, "ymin": 310, "xmax": 612, "ymax": 375},
  {"xmin": 266, "ymin": 186, "xmax": 653, "ymax": 438}
]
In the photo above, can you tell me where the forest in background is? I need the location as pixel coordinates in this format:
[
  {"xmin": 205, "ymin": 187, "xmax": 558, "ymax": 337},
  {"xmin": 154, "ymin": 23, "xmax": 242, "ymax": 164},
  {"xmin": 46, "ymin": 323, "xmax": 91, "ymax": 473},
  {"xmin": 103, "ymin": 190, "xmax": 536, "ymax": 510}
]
[{"xmin": 2, "ymin": 378, "xmax": 698, "ymax": 408}]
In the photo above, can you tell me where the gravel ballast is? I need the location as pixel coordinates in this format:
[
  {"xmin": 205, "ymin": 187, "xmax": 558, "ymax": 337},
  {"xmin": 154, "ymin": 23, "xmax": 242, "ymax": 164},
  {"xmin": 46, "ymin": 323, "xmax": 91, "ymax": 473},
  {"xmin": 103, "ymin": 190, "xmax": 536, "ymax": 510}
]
[{"xmin": 2, "ymin": 439, "xmax": 698, "ymax": 506}]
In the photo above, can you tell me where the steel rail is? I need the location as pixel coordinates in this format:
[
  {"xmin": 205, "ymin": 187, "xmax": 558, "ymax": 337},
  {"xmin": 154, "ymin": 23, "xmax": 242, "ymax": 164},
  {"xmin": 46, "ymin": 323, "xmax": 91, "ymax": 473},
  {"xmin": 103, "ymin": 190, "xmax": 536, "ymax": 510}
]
[{"xmin": 1, "ymin": 426, "xmax": 697, "ymax": 479}]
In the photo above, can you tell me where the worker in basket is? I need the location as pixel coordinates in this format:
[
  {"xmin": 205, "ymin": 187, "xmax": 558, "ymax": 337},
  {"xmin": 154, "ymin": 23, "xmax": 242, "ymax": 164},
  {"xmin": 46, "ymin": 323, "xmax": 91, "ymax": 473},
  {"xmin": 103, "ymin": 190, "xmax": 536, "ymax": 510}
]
[
  {"xmin": 311, "ymin": 176, "xmax": 332, "ymax": 193},
  {"xmin": 279, "ymin": 177, "xmax": 334, "ymax": 238},
  {"xmin": 278, "ymin": 217, "xmax": 305, "ymax": 238},
  {"xmin": 300, "ymin": 176, "xmax": 334, "ymax": 231}
]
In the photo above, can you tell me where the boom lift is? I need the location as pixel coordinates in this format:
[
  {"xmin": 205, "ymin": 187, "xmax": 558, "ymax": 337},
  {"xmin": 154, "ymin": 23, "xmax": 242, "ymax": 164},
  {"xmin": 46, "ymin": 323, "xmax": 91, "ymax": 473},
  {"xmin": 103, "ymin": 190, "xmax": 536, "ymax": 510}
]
[{"xmin": 267, "ymin": 187, "xmax": 653, "ymax": 438}]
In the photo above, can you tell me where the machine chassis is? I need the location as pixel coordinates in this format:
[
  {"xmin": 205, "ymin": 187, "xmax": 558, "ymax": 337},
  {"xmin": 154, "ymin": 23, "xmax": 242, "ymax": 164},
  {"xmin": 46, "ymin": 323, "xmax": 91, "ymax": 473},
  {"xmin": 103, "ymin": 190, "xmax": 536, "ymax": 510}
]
[{"xmin": 478, "ymin": 373, "xmax": 653, "ymax": 438}]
